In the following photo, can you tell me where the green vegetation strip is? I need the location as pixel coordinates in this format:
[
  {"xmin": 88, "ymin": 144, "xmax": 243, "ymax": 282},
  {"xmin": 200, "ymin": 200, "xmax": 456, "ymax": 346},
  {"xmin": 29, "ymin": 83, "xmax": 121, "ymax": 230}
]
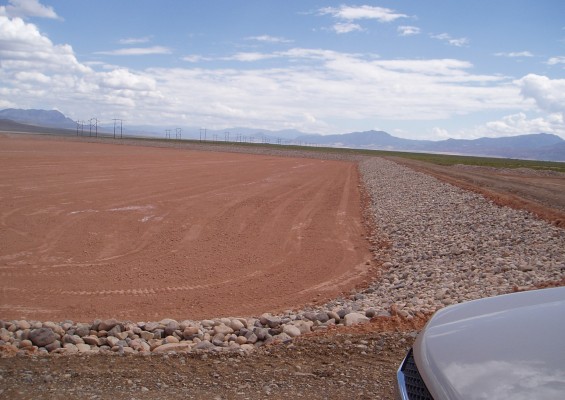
[{"xmin": 11, "ymin": 130, "xmax": 565, "ymax": 173}]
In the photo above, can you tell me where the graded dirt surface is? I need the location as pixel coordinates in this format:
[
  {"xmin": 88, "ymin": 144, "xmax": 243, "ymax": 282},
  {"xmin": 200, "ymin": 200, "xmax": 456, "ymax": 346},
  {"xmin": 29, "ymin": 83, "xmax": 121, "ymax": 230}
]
[
  {"xmin": 389, "ymin": 156, "xmax": 565, "ymax": 227},
  {"xmin": 0, "ymin": 134, "xmax": 371, "ymax": 322}
]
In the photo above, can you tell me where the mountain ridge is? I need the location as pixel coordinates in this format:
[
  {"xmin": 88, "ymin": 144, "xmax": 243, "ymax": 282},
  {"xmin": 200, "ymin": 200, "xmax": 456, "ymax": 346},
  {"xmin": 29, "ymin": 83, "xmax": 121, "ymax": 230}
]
[{"xmin": 1, "ymin": 108, "xmax": 563, "ymax": 161}]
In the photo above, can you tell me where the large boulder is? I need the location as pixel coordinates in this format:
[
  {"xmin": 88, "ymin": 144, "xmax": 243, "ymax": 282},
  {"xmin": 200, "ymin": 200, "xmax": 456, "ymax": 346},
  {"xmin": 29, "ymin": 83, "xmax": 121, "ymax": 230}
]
[{"xmin": 29, "ymin": 328, "xmax": 58, "ymax": 347}]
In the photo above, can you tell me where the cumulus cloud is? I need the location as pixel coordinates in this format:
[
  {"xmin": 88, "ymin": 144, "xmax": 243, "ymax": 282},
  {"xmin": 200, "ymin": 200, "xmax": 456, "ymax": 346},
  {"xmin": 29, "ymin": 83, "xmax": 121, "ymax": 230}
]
[
  {"xmin": 484, "ymin": 112, "xmax": 564, "ymax": 136},
  {"xmin": 432, "ymin": 33, "xmax": 469, "ymax": 47},
  {"xmin": 140, "ymin": 48, "xmax": 525, "ymax": 134},
  {"xmin": 517, "ymin": 74, "xmax": 565, "ymax": 115},
  {"xmin": 0, "ymin": 15, "xmax": 87, "ymax": 73},
  {"xmin": 0, "ymin": 14, "xmax": 162, "ymax": 120},
  {"xmin": 0, "ymin": 11, "xmax": 539, "ymax": 136},
  {"xmin": 98, "ymin": 68, "xmax": 156, "ymax": 91},
  {"xmin": 15, "ymin": 70, "xmax": 51, "ymax": 83},
  {"xmin": 3, "ymin": 0, "xmax": 59, "ymax": 19},
  {"xmin": 447, "ymin": 113, "xmax": 565, "ymax": 140},
  {"xmin": 398, "ymin": 26, "xmax": 421, "ymax": 36}
]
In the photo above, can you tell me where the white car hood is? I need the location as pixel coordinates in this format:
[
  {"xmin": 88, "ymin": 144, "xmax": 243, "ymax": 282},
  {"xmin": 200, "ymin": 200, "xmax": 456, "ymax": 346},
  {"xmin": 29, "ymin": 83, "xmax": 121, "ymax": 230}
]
[{"xmin": 414, "ymin": 287, "xmax": 565, "ymax": 400}]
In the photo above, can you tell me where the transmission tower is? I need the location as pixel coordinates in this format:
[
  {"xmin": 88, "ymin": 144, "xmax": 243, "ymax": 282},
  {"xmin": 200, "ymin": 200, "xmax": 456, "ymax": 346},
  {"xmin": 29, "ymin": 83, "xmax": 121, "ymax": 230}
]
[
  {"xmin": 89, "ymin": 117, "xmax": 98, "ymax": 137},
  {"xmin": 199, "ymin": 128, "xmax": 207, "ymax": 142},
  {"xmin": 112, "ymin": 119, "xmax": 123, "ymax": 139},
  {"xmin": 175, "ymin": 128, "xmax": 182, "ymax": 140}
]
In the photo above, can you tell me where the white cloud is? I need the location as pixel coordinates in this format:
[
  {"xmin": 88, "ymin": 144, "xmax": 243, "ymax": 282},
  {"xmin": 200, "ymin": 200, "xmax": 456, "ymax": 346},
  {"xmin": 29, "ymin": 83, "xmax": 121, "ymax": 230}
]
[
  {"xmin": 96, "ymin": 46, "xmax": 172, "ymax": 56},
  {"xmin": 319, "ymin": 5, "xmax": 407, "ymax": 22},
  {"xmin": 0, "ymin": 13, "xmax": 539, "ymax": 137},
  {"xmin": 226, "ymin": 52, "xmax": 277, "ymax": 62},
  {"xmin": 246, "ymin": 35, "xmax": 292, "ymax": 44},
  {"xmin": 141, "ymin": 49, "xmax": 524, "ymax": 134},
  {"xmin": 119, "ymin": 36, "xmax": 152, "ymax": 45},
  {"xmin": 182, "ymin": 54, "xmax": 207, "ymax": 63},
  {"xmin": 431, "ymin": 127, "xmax": 451, "ymax": 139},
  {"xmin": 484, "ymin": 112, "xmax": 564, "ymax": 136},
  {"xmin": 0, "ymin": 14, "xmax": 162, "ymax": 120},
  {"xmin": 398, "ymin": 26, "xmax": 421, "ymax": 36},
  {"xmin": 0, "ymin": 15, "xmax": 87, "ymax": 73},
  {"xmin": 517, "ymin": 74, "xmax": 565, "ymax": 115},
  {"xmin": 98, "ymin": 69, "xmax": 156, "ymax": 91},
  {"xmin": 495, "ymin": 51, "xmax": 534, "ymax": 58},
  {"xmin": 447, "ymin": 113, "xmax": 565, "ymax": 140},
  {"xmin": 3, "ymin": 0, "xmax": 59, "ymax": 19},
  {"xmin": 15, "ymin": 70, "xmax": 51, "ymax": 83},
  {"xmin": 332, "ymin": 22, "xmax": 364, "ymax": 34},
  {"xmin": 547, "ymin": 56, "xmax": 565, "ymax": 65},
  {"xmin": 432, "ymin": 33, "xmax": 469, "ymax": 47},
  {"xmin": 319, "ymin": 5, "xmax": 408, "ymax": 35}
]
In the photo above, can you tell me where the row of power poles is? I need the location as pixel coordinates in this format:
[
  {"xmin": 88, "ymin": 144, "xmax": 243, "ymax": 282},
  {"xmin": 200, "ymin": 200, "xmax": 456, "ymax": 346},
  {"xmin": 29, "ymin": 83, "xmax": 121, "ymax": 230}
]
[
  {"xmin": 165, "ymin": 128, "xmax": 182, "ymax": 139},
  {"xmin": 75, "ymin": 118, "xmax": 123, "ymax": 139}
]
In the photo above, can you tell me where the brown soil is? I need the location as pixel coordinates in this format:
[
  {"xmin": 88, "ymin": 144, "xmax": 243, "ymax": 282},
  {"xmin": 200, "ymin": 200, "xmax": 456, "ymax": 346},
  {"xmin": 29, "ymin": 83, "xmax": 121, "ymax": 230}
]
[
  {"xmin": 2, "ymin": 133, "xmax": 564, "ymax": 399},
  {"xmin": 0, "ymin": 134, "xmax": 372, "ymax": 322},
  {"xmin": 0, "ymin": 316, "xmax": 426, "ymax": 399},
  {"xmin": 387, "ymin": 156, "xmax": 565, "ymax": 227}
]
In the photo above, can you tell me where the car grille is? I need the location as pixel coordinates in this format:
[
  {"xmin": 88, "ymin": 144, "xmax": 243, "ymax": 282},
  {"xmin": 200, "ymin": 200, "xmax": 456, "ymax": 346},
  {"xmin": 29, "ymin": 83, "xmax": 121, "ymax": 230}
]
[{"xmin": 400, "ymin": 349, "xmax": 434, "ymax": 400}]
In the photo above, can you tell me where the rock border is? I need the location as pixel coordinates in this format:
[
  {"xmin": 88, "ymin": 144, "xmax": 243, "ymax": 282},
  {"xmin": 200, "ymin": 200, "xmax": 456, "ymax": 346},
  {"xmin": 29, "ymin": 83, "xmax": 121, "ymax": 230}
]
[{"xmin": 0, "ymin": 308, "xmax": 380, "ymax": 357}]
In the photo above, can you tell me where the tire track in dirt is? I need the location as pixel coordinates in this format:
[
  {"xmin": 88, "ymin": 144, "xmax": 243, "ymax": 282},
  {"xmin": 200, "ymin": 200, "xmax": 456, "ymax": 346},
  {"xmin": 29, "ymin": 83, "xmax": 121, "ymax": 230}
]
[{"xmin": 0, "ymin": 135, "xmax": 372, "ymax": 321}]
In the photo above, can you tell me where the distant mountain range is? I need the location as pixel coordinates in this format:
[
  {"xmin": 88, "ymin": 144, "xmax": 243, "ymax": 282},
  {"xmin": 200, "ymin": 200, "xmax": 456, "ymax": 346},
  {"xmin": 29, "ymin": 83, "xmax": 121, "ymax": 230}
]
[
  {"xmin": 1, "ymin": 108, "xmax": 564, "ymax": 161},
  {"xmin": 295, "ymin": 130, "xmax": 565, "ymax": 161},
  {"xmin": 0, "ymin": 108, "xmax": 76, "ymax": 129}
]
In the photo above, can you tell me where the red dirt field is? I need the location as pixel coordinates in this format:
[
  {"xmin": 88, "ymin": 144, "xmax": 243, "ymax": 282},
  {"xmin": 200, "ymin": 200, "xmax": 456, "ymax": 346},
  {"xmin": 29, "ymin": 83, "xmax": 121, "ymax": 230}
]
[{"xmin": 0, "ymin": 134, "xmax": 372, "ymax": 322}]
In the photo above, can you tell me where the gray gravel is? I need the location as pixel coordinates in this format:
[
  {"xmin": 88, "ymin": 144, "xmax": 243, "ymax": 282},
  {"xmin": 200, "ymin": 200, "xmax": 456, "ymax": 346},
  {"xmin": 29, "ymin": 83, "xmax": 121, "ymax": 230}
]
[{"xmin": 341, "ymin": 157, "xmax": 565, "ymax": 317}]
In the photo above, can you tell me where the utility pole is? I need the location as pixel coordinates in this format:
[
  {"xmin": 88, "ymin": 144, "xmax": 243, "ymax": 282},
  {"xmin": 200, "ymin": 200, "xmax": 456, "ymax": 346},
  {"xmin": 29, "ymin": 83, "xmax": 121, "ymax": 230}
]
[
  {"xmin": 175, "ymin": 128, "xmax": 182, "ymax": 140},
  {"xmin": 224, "ymin": 131, "xmax": 230, "ymax": 142},
  {"xmin": 76, "ymin": 121, "xmax": 80, "ymax": 136},
  {"xmin": 199, "ymin": 128, "xmax": 207, "ymax": 142},
  {"xmin": 112, "ymin": 119, "xmax": 123, "ymax": 139},
  {"xmin": 89, "ymin": 117, "xmax": 98, "ymax": 137},
  {"xmin": 165, "ymin": 129, "xmax": 171, "ymax": 139}
]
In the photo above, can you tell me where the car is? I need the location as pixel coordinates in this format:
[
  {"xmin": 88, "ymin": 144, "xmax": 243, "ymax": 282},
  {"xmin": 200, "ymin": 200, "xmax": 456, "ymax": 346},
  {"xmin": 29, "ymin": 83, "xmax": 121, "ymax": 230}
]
[{"xmin": 396, "ymin": 286, "xmax": 565, "ymax": 400}]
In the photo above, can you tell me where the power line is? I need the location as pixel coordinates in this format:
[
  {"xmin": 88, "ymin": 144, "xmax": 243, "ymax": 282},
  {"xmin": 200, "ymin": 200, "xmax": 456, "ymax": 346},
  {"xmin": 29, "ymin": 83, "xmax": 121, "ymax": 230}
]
[
  {"xmin": 89, "ymin": 117, "xmax": 98, "ymax": 137},
  {"xmin": 112, "ymin": 119, "xmax": 123, "ymax": 139}
]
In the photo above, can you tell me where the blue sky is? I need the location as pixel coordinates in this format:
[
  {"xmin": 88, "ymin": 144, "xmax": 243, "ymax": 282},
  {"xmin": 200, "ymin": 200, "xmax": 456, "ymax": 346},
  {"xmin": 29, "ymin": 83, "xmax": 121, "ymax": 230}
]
[{"xmin": 1, "ymin": 0, "xmax": 564, "ymax": 139}]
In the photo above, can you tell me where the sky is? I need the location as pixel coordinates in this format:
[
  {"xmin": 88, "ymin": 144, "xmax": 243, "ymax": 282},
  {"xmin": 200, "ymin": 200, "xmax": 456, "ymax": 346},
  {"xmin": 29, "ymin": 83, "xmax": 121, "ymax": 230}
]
[{"xmin": 1, "ymin": 0, "xmax": 565, "ymax": 140}]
